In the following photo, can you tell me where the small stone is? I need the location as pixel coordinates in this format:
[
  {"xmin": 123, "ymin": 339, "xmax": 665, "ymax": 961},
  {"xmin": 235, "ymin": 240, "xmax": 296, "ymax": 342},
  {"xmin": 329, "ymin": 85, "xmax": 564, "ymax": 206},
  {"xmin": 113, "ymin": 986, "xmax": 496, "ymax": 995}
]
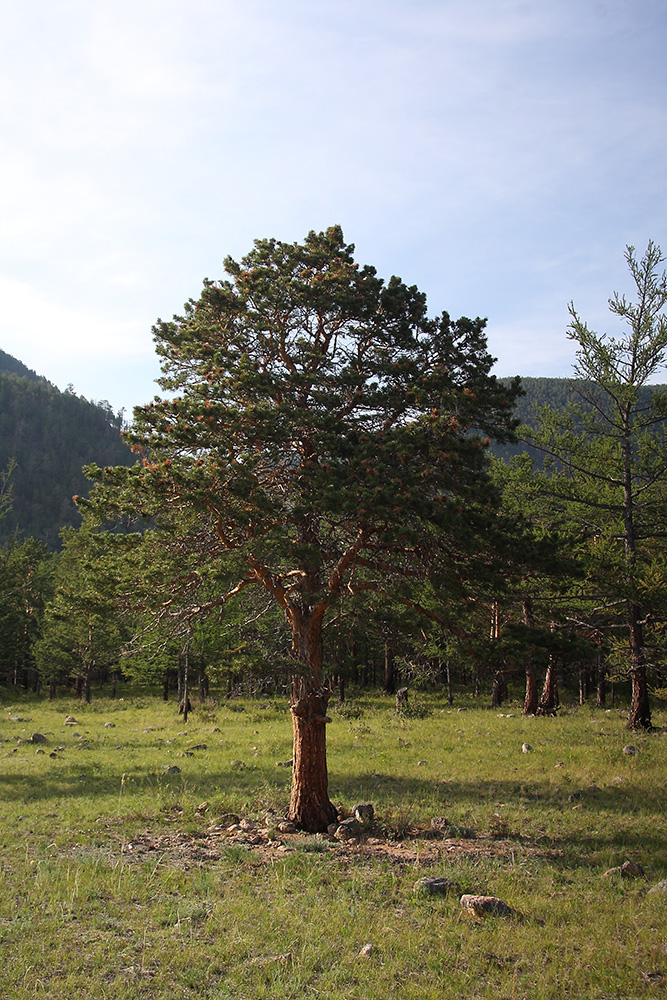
[
  {"xmin": 335, "ymin": 823, "xmax": 359, "ymax": 842},
  {"xmin": 275, "ymin": 759, "xmax": 293, "ymax": 767},
  {"xmin": 354, "ymin": 803, "xmax": 374, "ymax": 825},
  {"xmin": 431, "ymin": 816, "xmax": 450, "ymax": 832},
  {"xmin": 648, "ymin": 879, "xmax": 667, "ymax": 895},
  {"xmin": 30, "ymin": 733, "xmax": 48, "ymax": 744},
  {"xmin": 239, "ymin": 818, "xmax": 257, "ymax": 831},
  {"xmin": 195, "ymin": 801, "xmax": 209, "ymax": 814},
  {"xmin": 414, "ymin": 877, "xmax": 460, "ymax": 897},
  {"xmin": 327, "ymin": 822, "xmax": 340, "ymax": 836},
  {"xmin": 188, "ymin": 743, "xmax": 208, "ymax": 751},
  {"xmin": 623, "ymin": 745, "xmax": 638, "ymax": 756},
  {"xmin": 359, "ymin": 943, "xmax": 374, "ymax": 956},
  {"xmin": 275, "ymin": 820, "xmax": 297, "ymax": 834},
  {"xmin": 63, "ymin": 716, "xmax": 78, "ymax": 725},
  {"xmin": 521, "ymin": 743, "xmax": 532, "ymax": 753},
  {"xmin": 460, "ymin": 894, "xmax": 514, "ymax": 918},
  {"xmin": 163, "ymin": 765, "xmax": 181, "ymax": 774},
  {"xmin": 104, "ymin": 722, "xmax": 115, "ymax": 728},
  {"xmin": 621, "ymin": 860, "xmax": 645, "ymax": 878}
]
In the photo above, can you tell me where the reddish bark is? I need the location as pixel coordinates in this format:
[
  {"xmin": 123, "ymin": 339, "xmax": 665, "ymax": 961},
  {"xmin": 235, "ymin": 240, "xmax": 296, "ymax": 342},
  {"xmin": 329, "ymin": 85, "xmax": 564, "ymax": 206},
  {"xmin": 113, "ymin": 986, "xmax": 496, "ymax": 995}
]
[
  {"xmin": 536, "ymin": 656, "xmax": 558, "ymax": 716},
  {"xmin": 288, "ymin": 674, "xmax": 337, "ymax": 831},
  {"xmin": 524, "ymin": 666, "xmax": 538, "ymax": 715}
]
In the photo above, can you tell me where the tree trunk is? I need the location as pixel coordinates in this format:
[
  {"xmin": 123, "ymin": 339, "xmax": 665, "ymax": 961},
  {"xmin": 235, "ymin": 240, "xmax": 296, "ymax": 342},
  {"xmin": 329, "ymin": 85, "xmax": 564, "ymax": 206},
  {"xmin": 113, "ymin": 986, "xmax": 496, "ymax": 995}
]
[
  {"xmin": 198, "ymin": 658, "xmax": 209, "ymax": 702},
  {"xmin": 522, "ymin": 598, "xmax": 537, "ymax": 715},
  {"xmin": 179, "ymin": 639, "xmax": 191, "ymax": 723},
  {"xmin": 524, "ymin": 666, "xmax": 538, "ymax": 715},
  {"xmin": 627, "ymin": 603, "xmax": 651, "ymax": 729},
  {"xmin": 383, "ymin": 641, "xmax": 396, "ymax": 694},
  {"xmin": 537, "ymin": 655, "xmax": 558, "ymax": 715},
  {"xmin": 288, "ymin": 612, "xmax": 337, "ymax": 832},
  {"xmin": 491, "ymin": 670, "xmax": 507, "ymax": 708},
  {"xmin": 288, "ymin": 674, "xmax": 336, "ymax": 831},
  {"xmin": 596, "ymin": 651, "xmax": 606, "ymax": 708}
]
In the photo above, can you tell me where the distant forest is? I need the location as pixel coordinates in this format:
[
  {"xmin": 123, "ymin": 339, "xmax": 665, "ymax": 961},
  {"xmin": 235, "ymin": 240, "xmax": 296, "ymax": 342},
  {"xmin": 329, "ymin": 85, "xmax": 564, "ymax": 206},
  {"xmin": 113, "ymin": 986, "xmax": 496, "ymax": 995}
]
[{"xmin": 0, "ymin": 349, "xmax": 134, "ymax": 548}]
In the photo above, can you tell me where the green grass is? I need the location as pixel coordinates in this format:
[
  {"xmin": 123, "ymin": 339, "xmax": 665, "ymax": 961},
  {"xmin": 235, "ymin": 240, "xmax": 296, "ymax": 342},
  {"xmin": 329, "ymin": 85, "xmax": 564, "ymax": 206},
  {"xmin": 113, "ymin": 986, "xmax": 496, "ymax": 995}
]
[{"xmin": 1, "ymin": 689, "xmax": 666, "ymax": 998}]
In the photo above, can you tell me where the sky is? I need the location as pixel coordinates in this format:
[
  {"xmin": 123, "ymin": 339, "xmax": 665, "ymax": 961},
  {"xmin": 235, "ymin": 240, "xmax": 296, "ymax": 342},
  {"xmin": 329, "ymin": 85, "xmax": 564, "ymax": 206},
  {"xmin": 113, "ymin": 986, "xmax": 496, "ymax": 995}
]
[{"xmin": 1, "ymin": 0, "xmax": 666, "ymax": 420}]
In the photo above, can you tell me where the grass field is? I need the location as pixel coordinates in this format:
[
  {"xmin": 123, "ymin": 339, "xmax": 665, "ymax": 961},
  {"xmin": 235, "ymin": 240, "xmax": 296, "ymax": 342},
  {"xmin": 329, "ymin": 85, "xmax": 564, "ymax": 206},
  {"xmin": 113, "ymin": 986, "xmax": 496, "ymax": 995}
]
[{"xmin": 1, "ymin": 688, "xmax": 666, "ymax": 999}]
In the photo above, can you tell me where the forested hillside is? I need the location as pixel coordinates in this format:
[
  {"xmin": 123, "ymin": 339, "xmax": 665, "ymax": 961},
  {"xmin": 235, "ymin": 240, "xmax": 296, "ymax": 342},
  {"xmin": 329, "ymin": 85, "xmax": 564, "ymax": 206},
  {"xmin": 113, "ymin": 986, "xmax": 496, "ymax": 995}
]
[
  {"xmin": 493, "ymin": 376, "xmax": 667, "ymax": 461},
  {"xmin": 0, "ymin": 350, "xmax": 134, "ymax": 548}
]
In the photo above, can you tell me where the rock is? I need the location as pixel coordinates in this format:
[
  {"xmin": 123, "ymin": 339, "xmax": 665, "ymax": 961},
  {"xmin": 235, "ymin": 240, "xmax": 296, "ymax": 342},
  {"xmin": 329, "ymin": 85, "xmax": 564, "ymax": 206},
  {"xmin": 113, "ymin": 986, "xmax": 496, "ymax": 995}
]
[
  {"xmin": 163, "ymin": 765, "xmax": 181, "ymax": 774},
  {"xmin": 354, "ymin": 803, "xmax": 374, "ymax": 825},
  {"xmin": 188, "ymin": 744, "xmax": 208, "ymax": 751},
  {"xmin": 104, "ymin": 722, "xmax": 115, "ymax": 728},
  {"xmin": 63, "ymin": 716, "xmax": 78, "ymax": 725},
  {"xmin": 30, "ymin": 733, "xmax": 48, "ymax": 744},
  {"xmin": 335, "ymin": 821, "xmax": 360, "ymax": 842},
  {"xmin": 327, "ymin": 822, "xmax": 340, "ymax": 836},
  {"xmin": 521, "ymin": 743, "xmax": 533, "ymax": 753},
  {"xmin": 568, "ymin": 791, "xmax": 583, "ymax": 802},
  {"xmin": 275, "ymin": 820, "xmax": 297, "ymax": 834},
  {"xmin": 604, "ymin": 860, "xmax": 645, "ymax": 879},
  {"xmin": 275, "ymin": 759, "xmax": 293, "ymax": 767},
  {"xmin": 359, "ymin": 943, "xmax": 374, "ymax": 956},
  {"xmin": 414, "ymin": 877, "xmax": 460, "ymax": 897},
  {"xmin": 195, "ymin": 801, "xmax": 209, "ymax": 814},
  {"xmin": 648, "ymin": 879, "xmax": 667, "ymax": 895},
  {"xmin": 9, "ymin": 716, "xmax": 28, "ymax": 722},
  {"xmin": 622, "ymin": 745, "xmax": 638, "ymax": 756},
  {"xmin": 430, "ymin": 816, "xmax": 450, "ymax": 832},
  {"xmin": 239, "ymin": 818, "xmax": 257, "ymax": 831},
  {"xmin": 460, "ymin": 894, "xmax": 515, "ymax": 918}
]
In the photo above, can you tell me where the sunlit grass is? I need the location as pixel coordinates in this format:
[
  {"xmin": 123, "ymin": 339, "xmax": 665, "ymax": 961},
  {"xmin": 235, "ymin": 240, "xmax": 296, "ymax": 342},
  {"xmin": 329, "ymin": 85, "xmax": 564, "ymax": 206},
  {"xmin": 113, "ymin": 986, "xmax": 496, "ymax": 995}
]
[{"xmin": 1, "ymin": 688, "xmax": 666, "ymax": 998}]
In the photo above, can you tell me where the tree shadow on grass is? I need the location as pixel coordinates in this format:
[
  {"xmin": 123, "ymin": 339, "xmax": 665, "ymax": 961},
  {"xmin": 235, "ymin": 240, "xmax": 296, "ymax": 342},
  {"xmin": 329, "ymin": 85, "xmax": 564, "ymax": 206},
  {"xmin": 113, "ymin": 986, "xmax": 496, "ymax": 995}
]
[
  {"xmin": 329, "ymin": 769, "xmax": 667, "ymax": 870},
  {"xmin": 2, "ymin": 759, "xmax": 666, "ymax": 871}
]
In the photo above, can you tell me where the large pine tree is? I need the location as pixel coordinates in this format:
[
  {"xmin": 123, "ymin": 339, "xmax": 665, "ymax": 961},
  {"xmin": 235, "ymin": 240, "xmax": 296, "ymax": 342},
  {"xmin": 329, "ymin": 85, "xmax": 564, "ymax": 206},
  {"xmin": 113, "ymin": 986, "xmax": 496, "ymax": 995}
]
[{"xmin": 85, "ymin": 226, "xmax": 521, "ymax": 829}]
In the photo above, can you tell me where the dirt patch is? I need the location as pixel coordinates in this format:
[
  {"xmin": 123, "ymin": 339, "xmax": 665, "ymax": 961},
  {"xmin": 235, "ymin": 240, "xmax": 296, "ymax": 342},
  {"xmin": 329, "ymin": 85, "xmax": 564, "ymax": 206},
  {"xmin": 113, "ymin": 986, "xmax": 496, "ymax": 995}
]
[{"xmin": 74, "ymin": 824, "xmax": 561, "ymax": 870}]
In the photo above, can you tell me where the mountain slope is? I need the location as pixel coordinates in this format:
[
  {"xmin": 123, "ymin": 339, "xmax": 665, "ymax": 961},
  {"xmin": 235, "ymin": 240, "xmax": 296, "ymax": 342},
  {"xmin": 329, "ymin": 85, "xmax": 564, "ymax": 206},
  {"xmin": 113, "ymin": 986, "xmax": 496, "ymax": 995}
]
[{"xmin": 0, "ymin": 351, "xmax": 134, "ymax": 548}]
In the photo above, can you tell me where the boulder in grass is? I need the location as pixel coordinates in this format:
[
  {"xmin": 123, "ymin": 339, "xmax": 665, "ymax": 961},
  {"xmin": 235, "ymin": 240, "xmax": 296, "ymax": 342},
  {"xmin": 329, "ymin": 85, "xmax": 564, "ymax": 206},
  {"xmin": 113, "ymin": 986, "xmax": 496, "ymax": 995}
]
[
  {"xmin": 64, "ymin": 716, "xmax": 79, "ymax": 725},
  {"xmin": 460, "ymin": 894, "xmax": 515, "ymax": 919},
  {"xmin": 30, "ymin": 733, "xmax": 48, "ymax": 744}
]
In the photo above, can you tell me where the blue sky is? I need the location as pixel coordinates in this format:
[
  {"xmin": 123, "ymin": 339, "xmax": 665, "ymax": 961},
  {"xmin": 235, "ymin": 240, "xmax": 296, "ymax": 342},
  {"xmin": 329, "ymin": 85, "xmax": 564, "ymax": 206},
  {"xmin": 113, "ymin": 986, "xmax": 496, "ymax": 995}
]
[{"xmin": 1, "ymin": 0, "xmax": 666, "ymax": 418}]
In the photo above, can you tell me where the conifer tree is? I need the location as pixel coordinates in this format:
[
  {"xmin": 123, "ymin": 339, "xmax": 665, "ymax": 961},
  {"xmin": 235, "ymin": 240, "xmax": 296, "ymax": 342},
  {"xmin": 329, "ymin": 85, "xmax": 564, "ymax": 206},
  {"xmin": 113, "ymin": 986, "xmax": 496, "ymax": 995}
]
[
  {"xmin": 85, "ymin": 226, "xmax": 520, "ymax": 830},
  {"xmin": 522, "ymin": 242, "xmax": 667, "ymax": 729}
]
